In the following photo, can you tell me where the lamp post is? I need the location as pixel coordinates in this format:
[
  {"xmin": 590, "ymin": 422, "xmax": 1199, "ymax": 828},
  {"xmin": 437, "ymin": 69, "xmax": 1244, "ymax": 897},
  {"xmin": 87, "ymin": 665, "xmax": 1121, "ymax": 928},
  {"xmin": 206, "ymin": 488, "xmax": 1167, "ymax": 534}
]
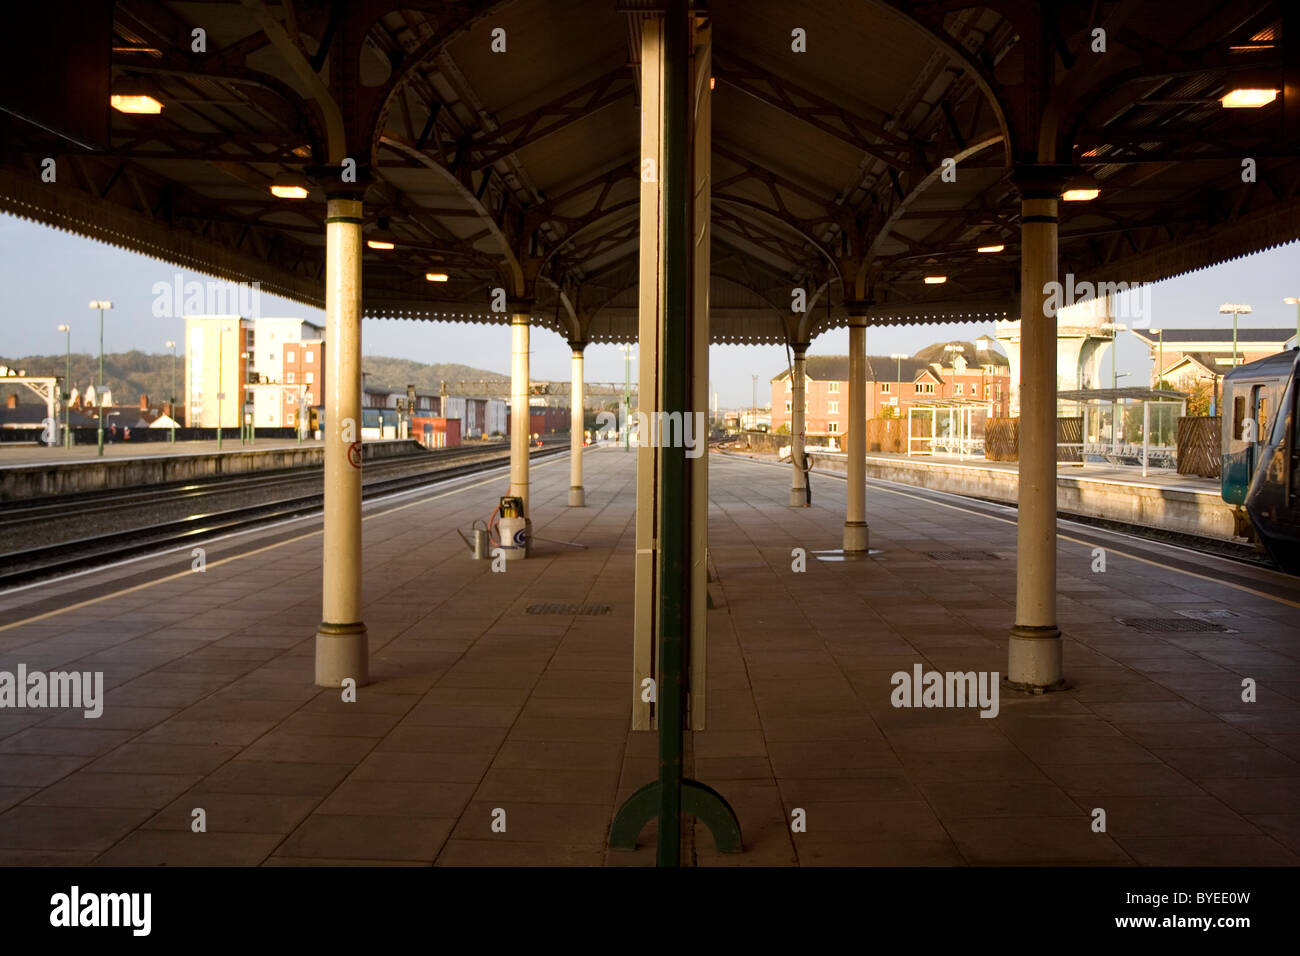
[
  {"xmin": 1284, "ymin": 298, "xmax": 1299, "ymax": 348},
  {"xmin": 890, "ymin": 352, "xmax": 906, "ymax": 418},
  {"xmin": 1219, "ymin": 303, "xmax": 1252, "ymax": 369},
  {"xmin": 1148, "ymin": 328, "xmax": 1164, "ymax": 389},
  {"xmin": 217, "ymin": 326, "xmax": 226, "ymax": 451},
  {"xmin": 165, "ymin": 340, "xmax": 177, "ymax": 444},
  {"xmin": 1216, "ymin": 304, "xmax": 1251, "ymax": 415},
  {"xmin": 1102, "ymin": 322, "xmax": 1128, "ymax": 455},
  {"xmin": 619, "ymin": 344, "xmax": 634, "ymax": 451},
  {"xmin": 88, "ymin": 300, "xmax": 112, "ymax": 456},
  {"xmin": 57, "ymin": 324, "xmax": 71, "ymax": 448}
]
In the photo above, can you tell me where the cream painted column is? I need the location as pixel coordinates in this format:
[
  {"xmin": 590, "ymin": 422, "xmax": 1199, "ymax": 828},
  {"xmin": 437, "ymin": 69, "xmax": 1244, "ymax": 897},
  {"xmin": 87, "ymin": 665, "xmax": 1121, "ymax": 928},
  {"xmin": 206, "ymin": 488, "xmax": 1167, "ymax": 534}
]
[
  {"xmin": 789, "ymin": 343, "xmax": 808, "ymax": 507},
  {"xmin": 842, "ymin": 313, "xmax": 870, "ymax": 550},
  {"xmin": 316, "ymin": 195, "xmax": 368, "ymax": 687},
  {"xmin": 632, "ymin": 16, "xmax": 665, "ymax": 731},
  {"xmin": 509, "ymin": 305, "xmax": 532, "ymax": 518},
  {"xmin": 1008, "ymin": 171, "xmax": 1065, "ymax": 690},
  {"xmin": 569, "ymin": 341, "xmax": 586, "ymax": 506}
]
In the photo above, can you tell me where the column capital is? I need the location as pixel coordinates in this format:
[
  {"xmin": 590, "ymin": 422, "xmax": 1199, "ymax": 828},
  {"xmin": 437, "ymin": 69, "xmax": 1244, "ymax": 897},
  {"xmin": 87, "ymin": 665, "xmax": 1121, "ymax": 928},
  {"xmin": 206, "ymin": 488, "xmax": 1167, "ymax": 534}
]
[
  {"xmin": 790, "ymin": 342, "xmax": 809, "ymax": 358},
  {"xmin": 323, "ymin": 196, "xmax": 364, "ymax": 223},
  {"xmin": 570, "ymin": 340, "xmax": 588, "ymax": 353},
  {"xmin": 1011, "ymin": 164, "xmax": 1077, "ymax": 199},
  {"xmin": 508, "ymin": 297, "xmax": 536, "ymax": 321},
  {"xmin": 843, "ymin": 301, "xmax": 872, "ymax": 327}
]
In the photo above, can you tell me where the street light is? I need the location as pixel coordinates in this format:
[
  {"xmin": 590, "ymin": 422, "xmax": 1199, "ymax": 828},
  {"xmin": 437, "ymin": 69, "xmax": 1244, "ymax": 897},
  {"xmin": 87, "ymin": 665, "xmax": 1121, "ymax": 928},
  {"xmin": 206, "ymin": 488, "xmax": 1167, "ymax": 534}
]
[
  {"xmin": 1148, "ymin": 328, "xmax": 1164, "ymax": 390},
  {"xmin": 216, "ymin": 325, "xmax": 229, "ymax": 451},
  {"xmin": 618, "ymin": 344, "xmax": 635, "ymax": 451},
  {"xmin": 942, "ymin": 344, "xmax": 965, "ymax": 399},
  {"xmin": 57, "ymin": 324, "xmax": 71, "ymax": 448},
  {"xmin": 88, "ymin": 300, "xmax": 112, "ymax": 456},
  {"xmin": 165, "ymin": 340, "xmax": 177, "ymax": 444},
  {"xmin": 890, "ymin": 353, "xmax": 906, "ymax": 415},
  {"xmin": 1218, "ymin": 303, "xmax": 1252, "ymax": 370},
  {"xmin": 1101, "ymin": 322, "xmax": 1128, "ymax": 454}
]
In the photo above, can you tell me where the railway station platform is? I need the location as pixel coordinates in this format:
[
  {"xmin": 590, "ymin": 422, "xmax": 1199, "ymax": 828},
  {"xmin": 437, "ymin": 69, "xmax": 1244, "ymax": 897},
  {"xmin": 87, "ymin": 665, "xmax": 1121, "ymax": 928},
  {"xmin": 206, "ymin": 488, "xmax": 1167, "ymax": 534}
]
[
  {"xmin": 0, "ymin": 447, "xmax": 1296, "ymax": 866},
  {"xmin": 0, "ymin": 438, "xmax": 326, "ymax": 467},
  {"xmin": 795, "ymin": 449, "xmax": 1237, "ymax": 542},
  {"xmin": 0, "ymin": 439, "xmax": 425, "ymax": 500}
]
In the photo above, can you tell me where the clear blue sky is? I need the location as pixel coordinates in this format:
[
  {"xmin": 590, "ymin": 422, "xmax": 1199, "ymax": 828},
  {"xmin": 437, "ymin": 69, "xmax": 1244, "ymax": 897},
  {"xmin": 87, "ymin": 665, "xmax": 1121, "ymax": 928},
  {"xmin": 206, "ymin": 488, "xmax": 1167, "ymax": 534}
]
[{"xmin": 1, "ymin": 214, "xmax": 1295, "ymax": 407}]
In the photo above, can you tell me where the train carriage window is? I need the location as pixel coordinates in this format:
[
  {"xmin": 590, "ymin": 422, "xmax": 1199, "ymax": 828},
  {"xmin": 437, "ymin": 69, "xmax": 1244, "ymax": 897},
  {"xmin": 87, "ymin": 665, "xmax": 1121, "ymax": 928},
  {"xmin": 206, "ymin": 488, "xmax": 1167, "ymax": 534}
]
[
  {"xmin": 1256, "ymin": 396, "xmax": 1268, "ymax": 441},
  {"xmin": 1232, "ymin": 395, "xmax": 1246, "ymax": 440}
]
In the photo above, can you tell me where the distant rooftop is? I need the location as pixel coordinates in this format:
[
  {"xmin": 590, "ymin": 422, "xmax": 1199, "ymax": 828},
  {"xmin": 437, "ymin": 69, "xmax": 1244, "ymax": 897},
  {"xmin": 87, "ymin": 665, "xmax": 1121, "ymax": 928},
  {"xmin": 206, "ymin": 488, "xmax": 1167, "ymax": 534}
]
[{"xmin": 1130, "ymin": 328, "xmax": 1294, "ymax": 345}]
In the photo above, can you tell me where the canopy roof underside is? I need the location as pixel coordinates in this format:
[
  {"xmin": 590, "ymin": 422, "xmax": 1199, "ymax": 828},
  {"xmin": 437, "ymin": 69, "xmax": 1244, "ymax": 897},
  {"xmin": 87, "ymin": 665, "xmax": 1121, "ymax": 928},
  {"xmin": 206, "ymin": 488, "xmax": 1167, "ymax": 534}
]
[{"xmin": 1, "ymin": 0, "xmax": 1298, "ymax": 345}]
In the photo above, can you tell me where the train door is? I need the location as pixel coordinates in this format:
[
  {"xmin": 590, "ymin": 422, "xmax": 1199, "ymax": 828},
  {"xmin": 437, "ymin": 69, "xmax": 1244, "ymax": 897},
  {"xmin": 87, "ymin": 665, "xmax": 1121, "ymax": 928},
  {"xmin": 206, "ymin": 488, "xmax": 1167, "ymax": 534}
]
[
  {"xmin": 1251, "ymin": 384, "xmax": 1269, "ymax": 449},
  {"xmin": 1244, "ymin": 371, "xmax": 1300, "ymax": 573},
  {"xmin": 1223, "ymin": 383, "xmax": 1255, "ymax": 504}
]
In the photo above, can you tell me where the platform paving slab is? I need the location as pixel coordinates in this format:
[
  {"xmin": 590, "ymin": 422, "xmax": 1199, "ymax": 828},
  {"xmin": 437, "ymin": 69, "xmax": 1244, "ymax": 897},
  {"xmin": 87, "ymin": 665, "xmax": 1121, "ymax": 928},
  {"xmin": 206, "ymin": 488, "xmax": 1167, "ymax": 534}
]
[{"xmin": 0, "ymin": 449, "xmax": 1295, "ymax": 865}]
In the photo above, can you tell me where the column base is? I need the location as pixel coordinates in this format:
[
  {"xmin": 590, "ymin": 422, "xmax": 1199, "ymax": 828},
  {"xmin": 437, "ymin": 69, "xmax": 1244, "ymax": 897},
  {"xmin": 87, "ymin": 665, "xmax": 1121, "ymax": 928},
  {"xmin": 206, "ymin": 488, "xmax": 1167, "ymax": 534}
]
[
  {"xmin": 1006, "ymin": 624, "xmax": 1066, "ymax": 692},
  {"xmin": 315, "ymin": 621, "xmax": 368, "ymax": 688},
  {"xmin": 842, "ymin": 521, "xmax": 870, "ymax": 552},
  {"xmin": 568, "ymin": 486, "xmax": 585, "ymax": 507},
  {"xmin": 789, "ymin": 488, "xmax": 809, "ymax": 507}
]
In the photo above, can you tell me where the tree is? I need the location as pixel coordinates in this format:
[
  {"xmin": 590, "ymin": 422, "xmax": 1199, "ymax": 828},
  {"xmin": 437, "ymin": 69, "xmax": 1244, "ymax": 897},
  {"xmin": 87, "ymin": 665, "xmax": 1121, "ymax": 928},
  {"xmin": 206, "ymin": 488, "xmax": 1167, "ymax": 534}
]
[{"xmin": 1184, "ymin": 379, "xmax": 1214, "ymax": 417}]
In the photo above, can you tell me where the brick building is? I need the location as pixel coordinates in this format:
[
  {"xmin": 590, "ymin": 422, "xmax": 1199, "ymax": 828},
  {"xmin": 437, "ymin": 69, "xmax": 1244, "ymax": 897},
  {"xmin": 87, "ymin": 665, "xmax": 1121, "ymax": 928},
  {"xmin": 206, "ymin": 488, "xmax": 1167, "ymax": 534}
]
[{"xmin": 770, "ymin": 338, "xmax": 1010, "ymax": 439}]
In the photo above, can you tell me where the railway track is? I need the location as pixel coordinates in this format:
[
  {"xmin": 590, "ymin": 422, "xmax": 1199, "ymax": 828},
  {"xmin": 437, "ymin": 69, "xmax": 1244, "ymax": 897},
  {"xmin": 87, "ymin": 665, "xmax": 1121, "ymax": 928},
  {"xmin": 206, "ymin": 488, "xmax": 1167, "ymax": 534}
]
[{"xmin": 0, "ymin": 443, "xmax": 565, "ymax": 590}]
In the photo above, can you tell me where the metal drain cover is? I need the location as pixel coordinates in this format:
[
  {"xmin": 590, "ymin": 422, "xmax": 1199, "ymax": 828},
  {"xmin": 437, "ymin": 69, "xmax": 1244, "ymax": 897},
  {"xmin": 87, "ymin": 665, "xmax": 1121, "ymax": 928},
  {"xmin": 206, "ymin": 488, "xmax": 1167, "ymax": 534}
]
[
  {"xmin": 525, "ymin": 603, "xmax": 612, "ymax": 616},
  {"xmin": 926, "ymin": 551, "xmax": 1000, "ymax": 561},
  {"xmin": 1118, "ymin": 617, "xmax": 1229, "ymax": 633}
]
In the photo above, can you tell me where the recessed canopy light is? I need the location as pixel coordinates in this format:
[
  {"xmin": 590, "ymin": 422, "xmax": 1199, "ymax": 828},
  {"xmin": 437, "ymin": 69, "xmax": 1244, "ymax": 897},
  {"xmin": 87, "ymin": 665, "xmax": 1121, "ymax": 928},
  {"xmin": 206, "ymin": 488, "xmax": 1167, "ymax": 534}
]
[
  {"xmin": 270, "ymin": 171, "xmax": 309, "ymax": 199},
  {"xmin": 1062, "ymin": 187, "xmax": 1100, "ymax": 201},
  {"xmin": 977, "ymin": 244, "xmax": 1005, "ymax": 253},
  {"xmin": 366, "ymin": 240, "xmax": 395, "ymax": 250},
  {"xmin": 111, "ymin": 94, "xmax": 163, "ymax": 114},
  {"xmin": 1221, "ymin": 88, "xmax": 1278, "ymax": 108},
  {"xmin": 924, "ymin": 276, "xmax": 947, "ymax": 284},
  {"xmin": 426, "ymin": 273, "xmax": 450, "ymax": 282}
]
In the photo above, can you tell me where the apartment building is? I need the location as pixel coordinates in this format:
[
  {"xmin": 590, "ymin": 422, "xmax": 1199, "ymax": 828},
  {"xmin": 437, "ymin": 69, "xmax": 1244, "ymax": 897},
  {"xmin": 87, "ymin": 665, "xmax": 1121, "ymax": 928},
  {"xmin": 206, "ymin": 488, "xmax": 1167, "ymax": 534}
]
[{"xmin": 770, "ymin": 338, "xmax": 1011, "ymax": 439}]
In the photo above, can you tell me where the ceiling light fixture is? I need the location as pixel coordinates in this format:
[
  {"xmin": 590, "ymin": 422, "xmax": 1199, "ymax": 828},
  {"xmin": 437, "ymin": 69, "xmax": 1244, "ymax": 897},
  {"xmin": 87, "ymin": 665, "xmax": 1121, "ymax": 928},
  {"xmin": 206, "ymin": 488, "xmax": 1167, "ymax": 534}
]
[
  {"xmin": 1221, "ymin": 88, "xmax": 1278, "ymax": 108},
  {"xmin": 110, "ymin": 94, "xmax": 163, "ymax": 114},
  {"xmin": 269, "ymin": 171, "xmax": 309, "ymax": 199}
]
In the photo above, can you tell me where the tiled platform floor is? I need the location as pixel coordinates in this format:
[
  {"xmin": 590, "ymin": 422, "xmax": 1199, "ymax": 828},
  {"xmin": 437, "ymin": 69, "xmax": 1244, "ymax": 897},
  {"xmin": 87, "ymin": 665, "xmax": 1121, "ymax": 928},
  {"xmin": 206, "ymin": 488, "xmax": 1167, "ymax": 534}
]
[{"xmin": 0, "ymin": 449, "xmax": 1296, "ymax": 866}]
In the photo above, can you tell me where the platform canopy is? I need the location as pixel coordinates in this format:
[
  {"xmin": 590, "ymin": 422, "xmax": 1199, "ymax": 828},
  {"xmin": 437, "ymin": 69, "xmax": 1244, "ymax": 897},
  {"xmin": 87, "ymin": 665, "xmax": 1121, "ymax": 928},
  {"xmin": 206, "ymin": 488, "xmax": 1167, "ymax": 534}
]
[
  {"xmin": 1058, "ymin": 387, "xmax": 1190, "ymax": 401},
  {"xmin": 2, "ymin": 0, "xmax": 1298, "ymax": 344}
]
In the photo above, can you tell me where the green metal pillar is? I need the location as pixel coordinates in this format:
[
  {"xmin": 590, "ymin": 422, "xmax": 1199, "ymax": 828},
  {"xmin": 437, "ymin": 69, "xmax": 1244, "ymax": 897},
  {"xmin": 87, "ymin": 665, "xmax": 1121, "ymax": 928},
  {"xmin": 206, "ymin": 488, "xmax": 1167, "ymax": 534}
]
[
  {"xmin": 609, "ymin": 0, "xmax": 739, "ymax": 865},
  {"xmin": 655, "ymin": 0, "xmax": 690, "ymax": 865}
]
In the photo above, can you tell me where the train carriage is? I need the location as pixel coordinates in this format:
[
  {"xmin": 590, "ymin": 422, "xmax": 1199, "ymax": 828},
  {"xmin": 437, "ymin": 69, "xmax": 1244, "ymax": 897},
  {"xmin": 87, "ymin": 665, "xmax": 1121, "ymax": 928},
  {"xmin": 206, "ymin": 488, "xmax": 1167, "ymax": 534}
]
[{"xmin": 1222, "ymin": 349, "xmax": 1300, "ymax": 574}]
